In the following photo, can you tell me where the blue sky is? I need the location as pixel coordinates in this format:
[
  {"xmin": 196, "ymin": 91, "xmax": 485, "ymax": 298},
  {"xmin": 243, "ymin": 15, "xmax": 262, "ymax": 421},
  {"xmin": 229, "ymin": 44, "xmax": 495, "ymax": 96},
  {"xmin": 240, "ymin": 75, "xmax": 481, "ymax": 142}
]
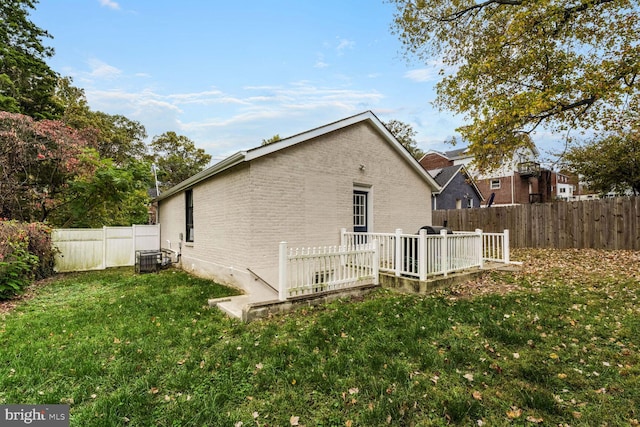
[{"xmin": 32, "ymin": 0, "xmax": 476, "ymax": 161}]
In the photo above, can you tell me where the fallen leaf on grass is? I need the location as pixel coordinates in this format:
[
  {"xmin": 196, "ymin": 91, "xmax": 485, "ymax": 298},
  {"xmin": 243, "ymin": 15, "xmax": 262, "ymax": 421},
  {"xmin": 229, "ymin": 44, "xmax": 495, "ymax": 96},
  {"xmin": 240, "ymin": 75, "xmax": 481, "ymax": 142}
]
[
  {"xmin": 506, "ymin": 407, "xmax": 522, "ymax": 419},
  {"xmin": 526, "ymin": 416, "xmax": 544, "ymax": 423},
  {"xmin": 290, "ymin": 415, "xmax": 299, "ymax": 425},
  {"xmin": 472, "ymin": 391, "xmax": 482, "ymax": 400},
  {"xmin": 149, "ymin": 387, "xmax": 159, "ymax": 394}
]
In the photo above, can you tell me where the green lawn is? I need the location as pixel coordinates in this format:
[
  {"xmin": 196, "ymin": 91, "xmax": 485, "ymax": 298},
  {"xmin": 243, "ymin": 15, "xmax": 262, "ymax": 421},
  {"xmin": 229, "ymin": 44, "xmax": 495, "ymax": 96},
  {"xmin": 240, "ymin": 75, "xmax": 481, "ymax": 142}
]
[{"xmin": 1, "ymin": 249, "xmax": 639, "ymax": 426}]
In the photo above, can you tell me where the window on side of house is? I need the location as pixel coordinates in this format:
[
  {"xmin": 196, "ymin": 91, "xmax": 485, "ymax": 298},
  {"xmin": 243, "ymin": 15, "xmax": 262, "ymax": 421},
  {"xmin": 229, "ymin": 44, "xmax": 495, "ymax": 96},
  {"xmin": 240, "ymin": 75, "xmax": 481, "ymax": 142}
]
[
  {"xmin": 466, "ymin": 198, "xmax": 474, "ymax": 208},
  {"xmin": 185, "ymin": 189, "xmax": 194, "ymax": 242},
  {"xmin": 353, "ymin": 190, "xmax": 368, "ymax": 232},
  {"xmin": 490, "ymin": 179, "xmax": 501, "ymax": 190}
]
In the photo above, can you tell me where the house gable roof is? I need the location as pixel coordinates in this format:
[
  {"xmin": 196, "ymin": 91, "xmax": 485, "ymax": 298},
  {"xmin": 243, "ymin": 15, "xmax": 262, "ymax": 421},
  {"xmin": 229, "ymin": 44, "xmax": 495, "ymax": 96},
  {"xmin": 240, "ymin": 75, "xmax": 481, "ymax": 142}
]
[
  {"xmin": 155, "ymin": 111, "xmax": 440, "ymax": 202},
  {"xmin": 428, "ymin": 164, "xmax": 484, "ymax": 201}
]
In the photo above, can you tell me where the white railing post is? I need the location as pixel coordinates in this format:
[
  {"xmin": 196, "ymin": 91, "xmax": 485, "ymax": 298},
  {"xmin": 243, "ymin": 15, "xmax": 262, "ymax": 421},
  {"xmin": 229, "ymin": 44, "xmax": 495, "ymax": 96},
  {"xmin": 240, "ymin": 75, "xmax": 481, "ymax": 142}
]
[
  {"xmin": 372, "ymin": 239, "xmax": 380, "ymax": 285},
  {"xmin": 476, "ymin": 229, "xmax": 484, "ymax": 269},
  {"xmin": 418, "ymin": 229, "xmax": 427, "ymax": 281},
  {"xmin": 440, "ymin": 229, "xmax": 448, "ymax": 276},
  {"xmin": 278, "ymin": 241, "xmax": 288, "ymax": 301},
  {"xmin": 503, "ymin": 229, "xmax": 510, "ymax": 264},
  {"xmin": 394, "ymin": 229, "xmax": 403, "ymax": 276},
  {"xmin": 340, "ymin": 227, "xmax": 347, "ymax": 247}
]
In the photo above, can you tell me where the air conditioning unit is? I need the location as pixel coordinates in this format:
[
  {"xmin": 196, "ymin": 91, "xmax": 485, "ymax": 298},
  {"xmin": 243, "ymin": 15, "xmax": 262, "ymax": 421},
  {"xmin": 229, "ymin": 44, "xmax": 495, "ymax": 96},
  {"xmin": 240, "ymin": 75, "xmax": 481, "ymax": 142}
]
[{"xmin": 135, "ymin": 250, "xmax": 162, "ymax": 273}]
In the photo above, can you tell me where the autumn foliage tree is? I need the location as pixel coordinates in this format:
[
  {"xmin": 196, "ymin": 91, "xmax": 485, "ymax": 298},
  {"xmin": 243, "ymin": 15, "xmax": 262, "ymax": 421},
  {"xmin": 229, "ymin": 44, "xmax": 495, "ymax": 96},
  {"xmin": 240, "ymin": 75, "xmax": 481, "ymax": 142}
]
[
  {"xmin": 390, "ymin": 0, "xmax": 640, "ymax": 171},
  {"xmin": 0, "ymin": 111, "xmax": 96, "ymax": 222},
  {"xmin": 0, "ymin": 112, "xmax": 152, "ymax": 226}
]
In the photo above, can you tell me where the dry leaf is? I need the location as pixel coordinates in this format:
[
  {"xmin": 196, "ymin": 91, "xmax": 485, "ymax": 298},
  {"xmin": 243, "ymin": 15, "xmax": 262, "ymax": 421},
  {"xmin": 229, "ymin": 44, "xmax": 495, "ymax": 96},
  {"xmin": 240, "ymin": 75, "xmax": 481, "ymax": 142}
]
[
  {"xmin": 113, "ymin": 337, "xmax": 121, "ymax": 344},
  {"xmin": 348, "ymin": 387, "xmax": 359, "ymax": 395},
  {"xmin": 557, "ymin": 373, "xmax": 567, "ymax": 379},
  {"xmin": 256, "ymin": 363, "xmax": 263, "ymax": 370},
  {"xmin": 472, "ymin": 391, "xmax": 482, "ymax": 400},
  {"xmin": 549, "ymin": 353, "xmax": 559, "ymax": 359},
  {"xmin": 463, "ymin": 373, "xmax": 474, "ymax": 382},
  {"xmin": 345, "ymin": 420, "xmax": 353, "ymax": 427},
  {"xmin": 526, "ymin": 416, "xmax": 544, "ymax": 423},
  {"xmin": 149, "ymin": 387, "xmax": 159, "ymax": 394},
  {"xmin": 290, "ymin": 415, "xmax": 300, "ymax": 426},
  {"xmin": 506, "ymin": 407, "xmax": 522, "ymax": 419}
]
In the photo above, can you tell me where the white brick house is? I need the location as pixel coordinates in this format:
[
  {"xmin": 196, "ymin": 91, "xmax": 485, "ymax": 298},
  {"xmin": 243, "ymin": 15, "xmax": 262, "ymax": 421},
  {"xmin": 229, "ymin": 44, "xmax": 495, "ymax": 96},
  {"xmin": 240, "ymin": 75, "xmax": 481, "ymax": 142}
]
[{"xmin": 155, "ymin": 111, "xmax": 440, "ymax": 294}]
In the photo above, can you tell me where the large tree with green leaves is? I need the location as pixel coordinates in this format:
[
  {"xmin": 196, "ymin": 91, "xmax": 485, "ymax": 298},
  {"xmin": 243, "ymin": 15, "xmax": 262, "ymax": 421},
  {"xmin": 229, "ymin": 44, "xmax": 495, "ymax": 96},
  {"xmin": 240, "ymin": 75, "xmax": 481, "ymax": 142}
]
[
  {"xmin": 390, "ymin": 0, "xmax": 640, "ymax": 171},
  {"xmin": 564, "ymin": 127, "xmax": 640, "ymax": 196},
  {"xmin": 55, "ymin": 77, "xmax": 148, "ymax": 164},
  {"xmin": 384, "ymin": 119, "xmax": 424, "ymax": 159},
  {"xmin": 150, "ymin": 131, "xmax": 212, "ymax": 191},
  {"xmin": 0, "ymin": 0, "xmax": 62, "ymax": 119}
]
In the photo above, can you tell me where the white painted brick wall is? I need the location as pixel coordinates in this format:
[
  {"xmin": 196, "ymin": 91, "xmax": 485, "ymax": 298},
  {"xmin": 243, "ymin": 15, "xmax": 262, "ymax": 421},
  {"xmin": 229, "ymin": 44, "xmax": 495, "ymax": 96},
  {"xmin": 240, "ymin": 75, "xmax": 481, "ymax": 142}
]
[{"xmin": 159, "ymin": 120, "xmax": 433, "ymax": 291}]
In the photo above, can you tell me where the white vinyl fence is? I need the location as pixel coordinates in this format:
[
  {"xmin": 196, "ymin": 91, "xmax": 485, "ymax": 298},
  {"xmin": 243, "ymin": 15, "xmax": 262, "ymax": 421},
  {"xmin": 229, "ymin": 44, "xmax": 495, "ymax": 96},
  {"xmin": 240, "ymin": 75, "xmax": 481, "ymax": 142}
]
[
  {"xmin": 278, "ymin": 241, "xmax": 379, "ymax": 301},
  {"xmin": 341, "ymin": 228, "xmax": 511, "ymax": 280},
  {"xmin": 52, "ymin": 225, "xmax": 160, "ymax": 272}
]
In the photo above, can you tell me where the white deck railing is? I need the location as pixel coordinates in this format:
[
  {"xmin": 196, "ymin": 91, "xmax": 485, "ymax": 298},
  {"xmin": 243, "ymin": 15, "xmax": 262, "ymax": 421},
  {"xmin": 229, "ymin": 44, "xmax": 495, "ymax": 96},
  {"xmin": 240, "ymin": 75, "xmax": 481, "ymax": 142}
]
[
  {"xmin": 278, "ymin": 241, "xmax": 379, "ymax": 301},
  {"xmin": 341, "ymin": 228, "xmax": 511, "ymax": 280}
]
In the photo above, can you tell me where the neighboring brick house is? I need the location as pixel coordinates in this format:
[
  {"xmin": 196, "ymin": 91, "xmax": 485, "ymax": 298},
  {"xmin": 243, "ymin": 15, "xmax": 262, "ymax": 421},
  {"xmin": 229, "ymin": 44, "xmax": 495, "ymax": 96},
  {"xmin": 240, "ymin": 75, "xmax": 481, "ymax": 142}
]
[
  {"xmin": 419, "ymin": 146, "xmax": 550, "ymax": 206},
  {"xmin": 155, "ymin": 111, "xmax": 440, "ymax": 293},
  {"xmin": 425, "ymin": 164, "xmax": 484, "ymax": 210}
]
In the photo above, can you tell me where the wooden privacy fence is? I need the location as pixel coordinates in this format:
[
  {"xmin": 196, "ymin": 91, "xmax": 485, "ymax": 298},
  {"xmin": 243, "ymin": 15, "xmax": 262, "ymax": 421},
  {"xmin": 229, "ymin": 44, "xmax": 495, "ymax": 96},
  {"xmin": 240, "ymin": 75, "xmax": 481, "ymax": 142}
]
[
  {"xmin": 433, "ymin": 197, "xmax": 640, "ymax": 250},
  {"xmin": 52, "ymin": 225, "xmax": 160, "ymax": 272},
  {"xmin": 278, "ymin": 241, "xmax": 379, "ymax": 300}
]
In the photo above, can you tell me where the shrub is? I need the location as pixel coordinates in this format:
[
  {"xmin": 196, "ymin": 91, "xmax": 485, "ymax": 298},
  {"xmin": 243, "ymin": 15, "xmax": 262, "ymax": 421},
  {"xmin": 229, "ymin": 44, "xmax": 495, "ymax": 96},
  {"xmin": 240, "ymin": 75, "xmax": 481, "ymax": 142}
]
[{"xmin": 0, "ymin": 220, "xmax": 56, "ymax": 300}]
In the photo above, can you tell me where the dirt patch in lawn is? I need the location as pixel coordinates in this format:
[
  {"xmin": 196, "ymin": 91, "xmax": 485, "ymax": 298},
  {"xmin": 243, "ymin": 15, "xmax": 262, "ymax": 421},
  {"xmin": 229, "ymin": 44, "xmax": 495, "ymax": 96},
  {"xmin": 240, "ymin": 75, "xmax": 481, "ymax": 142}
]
[{"xmin": 0, "ymin": 276, "xmax": 59, "ymax": 315}]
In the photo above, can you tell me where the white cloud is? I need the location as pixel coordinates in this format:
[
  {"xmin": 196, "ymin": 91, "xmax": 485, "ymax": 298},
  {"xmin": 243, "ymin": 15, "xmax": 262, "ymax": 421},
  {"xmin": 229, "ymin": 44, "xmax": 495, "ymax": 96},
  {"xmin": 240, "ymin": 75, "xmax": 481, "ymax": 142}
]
[
  {"xmin": 82, "ymin": 80, "xmax": 386, "ymax": 157},
  {"xmin": 404, "ymin": 68, "xmax": 440, "ymax": 82},
  {"xmin": 99, "ymin": 0, "xmax": 120, "ymax": 10},
  {"xmin": 87, "ymin": 59, "xmax": 122, "ymax": 79},
  {"xmin": 336, "ymin": 38, "xmax": 355, "ymax": 54}
]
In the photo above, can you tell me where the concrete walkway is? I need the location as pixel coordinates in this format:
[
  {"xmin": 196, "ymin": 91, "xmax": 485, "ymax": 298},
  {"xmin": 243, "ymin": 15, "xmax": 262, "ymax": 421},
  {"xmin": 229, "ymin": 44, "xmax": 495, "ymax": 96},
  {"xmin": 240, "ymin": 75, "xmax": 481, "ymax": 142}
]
[{"xmin": 209, "ymin": 279, "xmax": 279, "ymax": 319}]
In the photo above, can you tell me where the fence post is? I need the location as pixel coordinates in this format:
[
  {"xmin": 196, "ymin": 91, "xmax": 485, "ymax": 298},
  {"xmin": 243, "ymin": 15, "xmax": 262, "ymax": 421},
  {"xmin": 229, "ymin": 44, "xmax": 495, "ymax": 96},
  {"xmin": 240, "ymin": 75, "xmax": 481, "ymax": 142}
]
[
  {"xmin": 440, "ymin": 229, "xmax": 448, "ymax": 276},
  {"xmin": 476, "ymin": 228, "xmax": 484, "ymax": 269},
  {"xmin": 418, "ymin": 228, "xmax": 427, "ymax": 281},
  {"xmin": 278, "ymin": 242, "xmax": 288, "ymax": 301},
  {"xmin": 395, "ymin": 229, "xmax": 403, "ymax": 277},
  {"xmin": 132, "ymin": 224, "xmax": 137, "ymax": 265},
  {"xmin": 340, "ymin": 227, "xmax": 347, "ymax": 247},
  {"xmin": 372, "ymin": 239, "xmax": 380, "ymax": 285},
  {"xmin": 503, "ymin": 229, "xmax": 510, "ymax": 264},
  {"xmin": 102, "ymin": 226, "xmax": 108, "ymax": 269}
]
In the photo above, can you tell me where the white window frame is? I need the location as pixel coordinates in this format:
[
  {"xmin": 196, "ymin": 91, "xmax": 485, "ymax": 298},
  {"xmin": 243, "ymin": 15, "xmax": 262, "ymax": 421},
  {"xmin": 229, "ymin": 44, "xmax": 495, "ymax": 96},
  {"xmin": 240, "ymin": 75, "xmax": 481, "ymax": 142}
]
[{"xmin": 490, "ymin": 179, "xmax": 501, "ymax": 190}]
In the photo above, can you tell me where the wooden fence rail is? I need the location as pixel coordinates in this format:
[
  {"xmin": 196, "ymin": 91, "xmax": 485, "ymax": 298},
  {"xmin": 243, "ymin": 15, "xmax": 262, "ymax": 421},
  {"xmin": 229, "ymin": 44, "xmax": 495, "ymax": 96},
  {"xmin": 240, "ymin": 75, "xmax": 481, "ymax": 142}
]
[{"xmin": 433, "ymin": 197, "xmax": 640, "ymax": 250}]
